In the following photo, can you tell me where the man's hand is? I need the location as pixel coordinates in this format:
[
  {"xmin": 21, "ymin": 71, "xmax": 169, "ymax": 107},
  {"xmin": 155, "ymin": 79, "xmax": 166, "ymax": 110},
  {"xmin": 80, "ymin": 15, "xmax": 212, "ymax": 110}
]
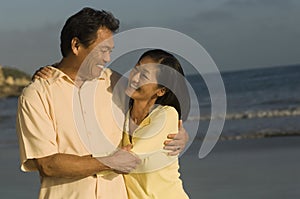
[
  {"xmin": 96, "ymin": 146, "xmax": 141, "ymax": 173},
  {"xmin": 164, "ymin": 120, "xmax": 189, "ymax": 156},
  {"xmin": 32, "ymin": 66, "xmax": 54, "ymax": 80}
]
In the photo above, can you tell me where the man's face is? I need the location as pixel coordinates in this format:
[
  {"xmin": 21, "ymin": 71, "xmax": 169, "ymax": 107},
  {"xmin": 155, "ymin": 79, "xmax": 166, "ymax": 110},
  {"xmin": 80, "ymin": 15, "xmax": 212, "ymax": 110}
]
[{"xmin": 77, "ymin": 27, "xmax": 114, "ymax": 80}]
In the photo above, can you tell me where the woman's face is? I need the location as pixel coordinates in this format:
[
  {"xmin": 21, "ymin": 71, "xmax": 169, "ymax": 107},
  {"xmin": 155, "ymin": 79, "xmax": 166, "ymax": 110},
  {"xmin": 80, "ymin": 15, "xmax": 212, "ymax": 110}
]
[{"xmin": 125, "ymin": 56, "xmax": 164, "ymax": 101}]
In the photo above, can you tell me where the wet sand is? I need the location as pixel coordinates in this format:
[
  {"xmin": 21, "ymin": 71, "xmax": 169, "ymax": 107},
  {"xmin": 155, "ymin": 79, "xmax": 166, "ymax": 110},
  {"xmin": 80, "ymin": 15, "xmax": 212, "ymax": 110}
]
[
  {"xmin": 180, "ymin": 136, "xmax": 300, "ymax": 199},
  {"xmin": 1, "ymin": 136, "xmax": 300, "ymax": 198}
]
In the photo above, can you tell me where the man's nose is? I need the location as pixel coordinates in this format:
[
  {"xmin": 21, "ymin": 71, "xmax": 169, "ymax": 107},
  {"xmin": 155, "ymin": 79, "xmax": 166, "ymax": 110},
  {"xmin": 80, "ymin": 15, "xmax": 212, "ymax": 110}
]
[{"xmin": 103, "ymin": 52, "xmax": 111, "ymax": 63}]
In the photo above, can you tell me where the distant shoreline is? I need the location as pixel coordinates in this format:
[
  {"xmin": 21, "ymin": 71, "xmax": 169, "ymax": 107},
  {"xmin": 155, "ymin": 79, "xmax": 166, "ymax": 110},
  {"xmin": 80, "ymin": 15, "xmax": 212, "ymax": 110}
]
[
  {"xmin": 219, "ymin": 131, "xmax": 300, "ymax": 141},
  {"xmin": 0, "ymin": 85, "xmax": 26, "ymax": 98},
  {"xmin": 0, "ymin": 66, "xmax": 30, "ymax": 98}
]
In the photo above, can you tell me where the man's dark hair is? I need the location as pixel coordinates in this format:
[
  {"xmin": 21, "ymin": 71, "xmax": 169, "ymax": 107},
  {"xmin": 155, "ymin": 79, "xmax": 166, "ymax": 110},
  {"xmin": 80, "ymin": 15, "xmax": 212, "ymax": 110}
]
[
  {"xmin": 60, "ymin": 7, "xmax": 119, "ymax": 57},
  {"xmin": 131, "ymin": 49, "xmax": 191, "ymax": 121}
]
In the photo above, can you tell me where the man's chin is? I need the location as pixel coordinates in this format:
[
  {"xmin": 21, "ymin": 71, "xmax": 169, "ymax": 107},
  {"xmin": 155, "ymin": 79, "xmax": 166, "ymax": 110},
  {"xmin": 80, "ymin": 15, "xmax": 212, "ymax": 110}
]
[
  {"xmin": 91, "ymin": 66, "xmax": 104, "ymax": 77},
  {"xmin": 96, "ymin": 65, "xmax": 105, "ymax": 70}
]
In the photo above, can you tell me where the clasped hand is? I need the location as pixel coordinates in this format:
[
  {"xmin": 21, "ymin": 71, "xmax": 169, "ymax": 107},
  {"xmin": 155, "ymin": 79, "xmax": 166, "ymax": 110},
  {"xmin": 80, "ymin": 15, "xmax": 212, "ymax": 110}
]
[{"xmin": 96, "ymin": 145, "xmax": 141, "ymax": 174}]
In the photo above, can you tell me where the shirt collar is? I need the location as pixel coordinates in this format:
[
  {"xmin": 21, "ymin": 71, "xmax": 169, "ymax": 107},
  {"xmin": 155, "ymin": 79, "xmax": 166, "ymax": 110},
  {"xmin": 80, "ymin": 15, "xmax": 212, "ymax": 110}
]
[
  {"xmin": 124, "ymin": 107, "xmax": 164, "ymax": 133},
  {"xmin": 46, "ymin": 66, "xmax": 73, "ymax": 84},
  {"xmin": 46, "ymin": 66, "xmax": 109, "ymax": 85}
]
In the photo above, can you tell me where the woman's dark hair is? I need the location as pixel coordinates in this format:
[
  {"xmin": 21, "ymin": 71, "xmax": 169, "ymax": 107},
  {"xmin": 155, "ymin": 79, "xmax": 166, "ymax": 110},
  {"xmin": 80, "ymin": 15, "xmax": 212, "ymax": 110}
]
[
  {"xmin": 60, "ymin": 7, "xmax": 119, "ymax": 57},
  {"xmin": 130, "ymin": 49, "xmax": 190, "ymax": 121}
]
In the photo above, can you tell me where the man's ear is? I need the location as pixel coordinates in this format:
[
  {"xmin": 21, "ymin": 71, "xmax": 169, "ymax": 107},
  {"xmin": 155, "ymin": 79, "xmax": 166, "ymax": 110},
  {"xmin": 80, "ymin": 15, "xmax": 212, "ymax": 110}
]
[
  {"xmin": 71, "ymin": 37, "xmax": 80, "ymax": 55},
  {"xmin": 157, "ymin": 87, "xmax": 167, "ymax": 97}
]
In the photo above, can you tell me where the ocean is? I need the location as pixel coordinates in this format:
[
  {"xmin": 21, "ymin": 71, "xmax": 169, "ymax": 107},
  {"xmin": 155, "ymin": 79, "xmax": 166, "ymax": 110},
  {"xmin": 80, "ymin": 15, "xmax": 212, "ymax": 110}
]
[
  {"xmin": 1, "ymin": 64, "xmax": 300, "ymax": 148},
  {"xmin": 187, "ymin": 64, "xmax": 300, "ymax": 140}
]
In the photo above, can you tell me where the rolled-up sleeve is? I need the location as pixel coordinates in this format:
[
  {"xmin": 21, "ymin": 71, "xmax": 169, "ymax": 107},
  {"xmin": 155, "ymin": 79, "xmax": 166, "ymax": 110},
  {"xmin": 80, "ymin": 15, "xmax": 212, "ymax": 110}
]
[{"xmin": 16, "ymin": 88, "xmax": 58, "ymax": 172}]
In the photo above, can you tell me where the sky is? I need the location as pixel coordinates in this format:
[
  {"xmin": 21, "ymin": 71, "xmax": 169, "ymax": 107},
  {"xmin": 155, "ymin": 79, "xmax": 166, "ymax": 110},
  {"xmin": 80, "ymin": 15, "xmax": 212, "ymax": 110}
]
[{"xmin": 0, "ymin": 0, "xmax": 299, "ymax": 75}]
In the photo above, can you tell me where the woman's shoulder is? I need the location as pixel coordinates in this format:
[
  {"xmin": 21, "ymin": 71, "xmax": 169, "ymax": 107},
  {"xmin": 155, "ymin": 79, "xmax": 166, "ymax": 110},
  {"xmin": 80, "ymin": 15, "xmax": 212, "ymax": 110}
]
[{"xmin": 150, "ymin": 105, "xmax": 178, "ymax": 120}]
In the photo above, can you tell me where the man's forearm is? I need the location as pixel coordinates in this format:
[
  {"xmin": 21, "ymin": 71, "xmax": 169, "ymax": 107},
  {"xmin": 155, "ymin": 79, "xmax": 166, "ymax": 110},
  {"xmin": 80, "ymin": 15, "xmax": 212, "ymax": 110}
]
[{"xmin": 35, "ymin": 153, "xmax": 110, "ymax": 179}]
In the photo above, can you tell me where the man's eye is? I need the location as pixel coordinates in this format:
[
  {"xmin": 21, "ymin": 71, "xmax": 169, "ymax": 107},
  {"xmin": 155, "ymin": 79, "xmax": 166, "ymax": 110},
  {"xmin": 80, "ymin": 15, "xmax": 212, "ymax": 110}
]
[{"xmin": 100, "ymin": 47, "xmax": 112, "ymax": 53}]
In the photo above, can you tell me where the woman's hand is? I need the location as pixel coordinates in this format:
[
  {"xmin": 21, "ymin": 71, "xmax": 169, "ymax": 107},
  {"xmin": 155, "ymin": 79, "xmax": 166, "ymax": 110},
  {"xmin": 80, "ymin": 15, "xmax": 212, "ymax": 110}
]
[
  {"xmin": 96, "ymin": 146, "xmax": 141, "ymax": 174},
  {"xmin": 32, "ymin": 66, "xmax": 54, "ymax": 80}
]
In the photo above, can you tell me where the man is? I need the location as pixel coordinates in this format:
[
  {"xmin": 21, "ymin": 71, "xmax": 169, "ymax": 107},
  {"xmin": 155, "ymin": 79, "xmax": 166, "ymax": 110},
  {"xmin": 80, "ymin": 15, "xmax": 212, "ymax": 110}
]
[{"xmin": 17, "ymin": 7, "xmax": 188, "ymax": 199}]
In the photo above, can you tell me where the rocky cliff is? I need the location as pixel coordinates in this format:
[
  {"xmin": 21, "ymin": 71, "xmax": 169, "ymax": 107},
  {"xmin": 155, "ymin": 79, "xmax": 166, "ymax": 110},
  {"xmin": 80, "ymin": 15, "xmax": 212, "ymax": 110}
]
[{"xmin": 0, "ymin": 65, "xmax": 31, "ymax": 98}]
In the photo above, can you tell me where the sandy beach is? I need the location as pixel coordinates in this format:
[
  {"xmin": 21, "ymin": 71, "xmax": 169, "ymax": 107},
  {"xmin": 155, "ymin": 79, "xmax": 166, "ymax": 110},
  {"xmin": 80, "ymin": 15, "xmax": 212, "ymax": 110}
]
[{"xmin": 1, "ymin": 136, "xmax": 300, "ymax": 199}]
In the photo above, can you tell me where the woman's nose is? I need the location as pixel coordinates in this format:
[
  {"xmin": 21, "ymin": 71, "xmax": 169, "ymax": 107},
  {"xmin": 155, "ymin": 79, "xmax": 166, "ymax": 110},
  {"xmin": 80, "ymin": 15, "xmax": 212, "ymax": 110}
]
[{"xmin": 131, "ymin": 72, "xmax": 140, "ymax": 83}]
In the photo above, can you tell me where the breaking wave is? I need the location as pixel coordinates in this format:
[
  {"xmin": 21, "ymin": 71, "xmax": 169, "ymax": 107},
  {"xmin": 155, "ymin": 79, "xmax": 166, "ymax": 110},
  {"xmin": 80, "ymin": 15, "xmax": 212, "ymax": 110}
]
[{"xmin": 188, "ymin": 107, "xmax": 300, "ymax": 121}]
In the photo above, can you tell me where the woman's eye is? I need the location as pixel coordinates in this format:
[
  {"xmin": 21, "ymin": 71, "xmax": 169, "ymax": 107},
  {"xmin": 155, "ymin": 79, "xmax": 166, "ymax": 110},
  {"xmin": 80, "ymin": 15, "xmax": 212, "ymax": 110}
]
[
  {"xmin": 131, "ymin": 68, "xmax": 138, "ymax": 74},
  {"xmin": 141, "ymin": 74, "xmax": 149, "ymax": 79}
]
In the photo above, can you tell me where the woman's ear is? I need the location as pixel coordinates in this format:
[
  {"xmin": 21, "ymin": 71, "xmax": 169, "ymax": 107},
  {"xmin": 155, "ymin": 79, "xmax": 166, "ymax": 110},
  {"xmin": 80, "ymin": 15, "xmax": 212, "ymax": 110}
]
[
  {"xmin": 71, "ymin": 37, "xmax": 80, "ymax": 55},
  {"xmin": 157, "ymin": 87, "xmax": 167, "ymax": 97}
]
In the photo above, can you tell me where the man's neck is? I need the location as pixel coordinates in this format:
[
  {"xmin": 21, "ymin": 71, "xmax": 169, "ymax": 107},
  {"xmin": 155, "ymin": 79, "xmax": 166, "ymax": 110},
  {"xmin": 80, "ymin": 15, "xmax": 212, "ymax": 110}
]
[
  {"xmin": 56, "ymin": 58, "xmax": 87, "ymax": 87},
  {"xmin": 57, "ymin": 59, "xmax": 78, "ymax": 79}
]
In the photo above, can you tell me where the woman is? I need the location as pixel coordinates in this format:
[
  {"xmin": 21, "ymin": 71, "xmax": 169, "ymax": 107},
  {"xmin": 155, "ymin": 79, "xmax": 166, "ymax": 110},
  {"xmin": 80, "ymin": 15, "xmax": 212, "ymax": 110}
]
[{"xmin": 122, "ymin": 49, "xmax": 190, "ymax": 199}]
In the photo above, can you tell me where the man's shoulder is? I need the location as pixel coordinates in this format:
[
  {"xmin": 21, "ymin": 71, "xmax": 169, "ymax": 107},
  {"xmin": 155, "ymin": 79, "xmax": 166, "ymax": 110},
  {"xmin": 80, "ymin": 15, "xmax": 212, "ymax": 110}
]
[
  {"xmin": 21, "ymin": 66, "xmax": 66, "ymax": 98},
  {"xmin": 20, "ymin": 78, "xmax": 51, "ymax": 100}
]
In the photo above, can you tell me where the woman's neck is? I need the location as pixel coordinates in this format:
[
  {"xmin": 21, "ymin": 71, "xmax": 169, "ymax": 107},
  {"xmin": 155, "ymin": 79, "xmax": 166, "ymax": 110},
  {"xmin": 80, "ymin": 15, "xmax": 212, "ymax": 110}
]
[{"xmin": 130, "ymin": 99, "xmax": 156, "ymax": 125}]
